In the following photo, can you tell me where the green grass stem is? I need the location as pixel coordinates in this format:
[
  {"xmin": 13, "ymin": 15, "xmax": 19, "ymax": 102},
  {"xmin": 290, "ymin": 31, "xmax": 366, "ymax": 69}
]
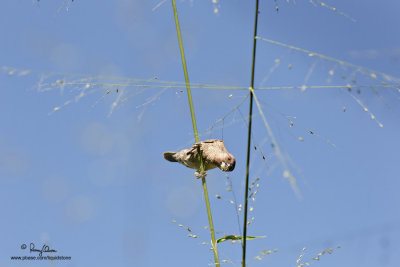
[
  {"xmin": 171, "ymin": 1, "xmax": 220, "ymax": 266},
  {"xmin": 243, "ymin": 0, "xmax": 260, "ymax": 266}
]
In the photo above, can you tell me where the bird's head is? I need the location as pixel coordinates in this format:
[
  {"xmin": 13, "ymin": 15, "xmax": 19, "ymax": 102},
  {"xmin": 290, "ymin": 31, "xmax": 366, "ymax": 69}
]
[{"xmin": 219, "ymin": 153, "xmax": 236, "ymax": 172}]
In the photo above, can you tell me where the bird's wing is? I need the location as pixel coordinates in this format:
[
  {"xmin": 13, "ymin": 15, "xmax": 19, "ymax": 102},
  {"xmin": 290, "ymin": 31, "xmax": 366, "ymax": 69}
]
[
  {"xmin": 187, "ymin": 143, "xmax": 200, "ymax": 157},
  {"xmin": 186, "ymin": 141, "xmax": 215, "ymax": 159},
  {"xmin": 201, "ymin": 140, "xmax": 227, "ymax": 163},
  {"xmin": 202, "ymin": 139, "xmax": 222, "ymax": 144},
  {"xmin": 187, "ymin": 140, "xmax": 219, "ymax": 155}
]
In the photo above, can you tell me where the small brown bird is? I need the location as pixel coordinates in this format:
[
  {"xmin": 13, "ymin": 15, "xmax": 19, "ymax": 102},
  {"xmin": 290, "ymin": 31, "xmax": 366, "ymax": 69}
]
[{"xmin": 164, "ymin": 139, "xmax": 236, "ymax": 178}]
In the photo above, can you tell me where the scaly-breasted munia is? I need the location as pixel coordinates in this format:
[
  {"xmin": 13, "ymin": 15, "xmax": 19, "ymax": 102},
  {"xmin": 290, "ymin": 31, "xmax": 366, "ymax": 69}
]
[{"xmin": 164, "ymin": 139, "xmax": 236, "ymax": 178}]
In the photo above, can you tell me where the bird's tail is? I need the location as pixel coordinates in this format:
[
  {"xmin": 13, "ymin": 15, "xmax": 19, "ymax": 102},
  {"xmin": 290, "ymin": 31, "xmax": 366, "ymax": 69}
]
[{"xmin": 163, "ymin": 152, "xmax": 178, "ymax": 162}]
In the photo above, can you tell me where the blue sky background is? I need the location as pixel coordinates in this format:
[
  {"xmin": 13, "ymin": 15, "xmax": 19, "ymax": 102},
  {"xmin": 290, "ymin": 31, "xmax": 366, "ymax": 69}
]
[{"xmin": 1, "ymin": 1, "xmax": 400, "ymax": 266}]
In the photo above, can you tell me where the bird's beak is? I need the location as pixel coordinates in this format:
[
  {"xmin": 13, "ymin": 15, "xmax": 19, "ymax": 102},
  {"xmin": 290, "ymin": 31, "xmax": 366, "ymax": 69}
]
[
  {"xmin": 227, "ymin": 162, "xmax": 235, "ymax": 171},
  {"xmin": 220, "ymin": 162, "xmax": 234, "ymax": 172}
]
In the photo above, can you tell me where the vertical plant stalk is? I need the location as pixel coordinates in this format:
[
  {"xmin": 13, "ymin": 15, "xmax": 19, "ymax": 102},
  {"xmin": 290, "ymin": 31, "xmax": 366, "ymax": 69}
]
[
  {"xmin": 171, "ymin": 1, "xmax": 220, "ymax": 266},
  {"xmin": 243, "ymin": 0, "xmax": 260, "ymax": 266}
]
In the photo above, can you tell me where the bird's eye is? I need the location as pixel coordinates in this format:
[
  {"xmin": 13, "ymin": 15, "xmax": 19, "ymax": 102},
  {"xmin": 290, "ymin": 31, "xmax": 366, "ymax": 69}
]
[{"xmin": 228, "ymin": 157, "xmax": 232, "ymax": 161}]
